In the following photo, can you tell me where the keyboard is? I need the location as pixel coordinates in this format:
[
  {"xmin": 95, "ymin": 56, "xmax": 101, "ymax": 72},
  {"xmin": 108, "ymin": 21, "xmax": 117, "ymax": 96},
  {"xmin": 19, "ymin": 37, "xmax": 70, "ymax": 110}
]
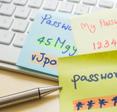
[{"xmin": 0, "ymin": 0, "xmax": 117, "ymax": 80}]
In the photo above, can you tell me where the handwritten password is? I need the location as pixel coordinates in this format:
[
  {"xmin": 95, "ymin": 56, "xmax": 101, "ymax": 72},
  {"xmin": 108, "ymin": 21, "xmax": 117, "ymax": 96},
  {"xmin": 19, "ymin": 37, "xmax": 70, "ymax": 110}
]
[
  {"xmin": 36, "ymin": 36, "xmax": 77, "ymax": 56},
  {"xmin": 80, "ymin": 19, "xmax": 117, "ymax": 33},
  {"xmin": 40, "ymin": 14, "xmax": 72, "ymax": 31},
  {"xmin": 71, "ymin": 72, "xmax": 117, "ymax": 89},
  {"xmin": 73, "ymin": 95, "xmax": 117, "ymax": 111},
  {"xmin": 93, "ymin": 39, "xmax": 117, "ymax": 50},
  {"xmin": 31, "ymin": 52, "xmax": 57, "ymax": 68}
]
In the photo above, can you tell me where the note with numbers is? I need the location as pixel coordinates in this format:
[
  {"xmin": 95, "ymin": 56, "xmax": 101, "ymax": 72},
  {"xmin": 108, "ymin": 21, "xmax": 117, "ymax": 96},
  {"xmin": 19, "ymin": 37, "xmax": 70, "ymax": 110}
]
[
  {"xmin": 59, "ymin": 50, "xmax": 117, "ymax": 112},
  {"xmin": 17, "ymin": 10, "xmax": 77, "ymax": 76},
  {"xmin": 71, "ymin": 9, "xmax": 117, "ymax": 55}
]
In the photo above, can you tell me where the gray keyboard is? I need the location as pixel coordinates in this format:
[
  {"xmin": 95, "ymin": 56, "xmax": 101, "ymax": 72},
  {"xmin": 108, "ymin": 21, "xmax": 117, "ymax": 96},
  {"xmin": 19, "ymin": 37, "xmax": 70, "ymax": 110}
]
[{"xmin": 0, "ymin": 0, "xmax": 117, "ymax": 79}]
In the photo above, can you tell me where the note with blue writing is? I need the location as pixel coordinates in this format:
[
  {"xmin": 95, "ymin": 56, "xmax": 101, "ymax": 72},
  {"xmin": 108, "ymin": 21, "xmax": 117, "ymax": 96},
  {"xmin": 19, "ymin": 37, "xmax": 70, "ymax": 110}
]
[
  {"xmin": 59, "ymin": 50, "xmax": 117, "ymax": 112},
  {"xmin": 17, "ymin": 10, "xmax": 77, "ymax": 76}
]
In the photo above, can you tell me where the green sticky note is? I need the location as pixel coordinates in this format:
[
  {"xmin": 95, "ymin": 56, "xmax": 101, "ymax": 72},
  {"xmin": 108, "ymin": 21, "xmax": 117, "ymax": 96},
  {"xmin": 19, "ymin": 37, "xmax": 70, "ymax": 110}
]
[{"xmin": 59, "ymin": 50, "xmax": 117, "ymax": 112}]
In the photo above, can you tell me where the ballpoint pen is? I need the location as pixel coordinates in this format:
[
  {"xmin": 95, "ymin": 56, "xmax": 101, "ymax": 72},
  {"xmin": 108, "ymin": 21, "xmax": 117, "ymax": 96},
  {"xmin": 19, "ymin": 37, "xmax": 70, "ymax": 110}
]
[{"xmin": 0, "ymin": 86, "xmax": 62, "ymax": 108}]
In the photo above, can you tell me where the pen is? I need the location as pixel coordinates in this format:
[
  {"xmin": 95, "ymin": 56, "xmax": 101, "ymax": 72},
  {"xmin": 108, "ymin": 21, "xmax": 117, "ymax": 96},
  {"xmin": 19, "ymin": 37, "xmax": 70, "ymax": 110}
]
[{"xmin": 0, "ymin": 86, "xmax": 61, "ymax": 108}]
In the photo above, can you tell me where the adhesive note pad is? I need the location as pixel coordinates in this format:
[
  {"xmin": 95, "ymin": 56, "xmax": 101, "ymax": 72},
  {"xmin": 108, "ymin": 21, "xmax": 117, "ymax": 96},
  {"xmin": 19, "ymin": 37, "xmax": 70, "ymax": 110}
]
[
  {"xmin": 71, "ymin": 9, "xmax": 117, "ymax": 54},
  {"xmin": 17, "ymin": 11, "xmax": 77, "ymax": 76},
  {"xmin": 59, "ymin": 50, "xmax": 117, "ymax": 112}
]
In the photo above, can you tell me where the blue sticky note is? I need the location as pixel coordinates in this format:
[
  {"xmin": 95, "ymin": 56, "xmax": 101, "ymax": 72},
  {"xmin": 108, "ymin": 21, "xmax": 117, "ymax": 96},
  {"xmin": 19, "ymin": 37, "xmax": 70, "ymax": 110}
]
[{"xmin": 17, "ymin": 10, "xmax": 77, "ymax": 77}]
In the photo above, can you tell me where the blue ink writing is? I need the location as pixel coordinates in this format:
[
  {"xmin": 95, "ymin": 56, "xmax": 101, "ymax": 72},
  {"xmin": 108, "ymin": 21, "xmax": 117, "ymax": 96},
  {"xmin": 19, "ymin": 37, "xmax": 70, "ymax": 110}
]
[
  {"xmin": 87, "ymin": 100, "xmax": 95, "ymax": 110},
  {"xmin": 32, "ymin": 52, "xmax": 57, "ymax": 67},
  {"xmin": 37, "ymin": 36, "xmax": 77, "ymax": 56},
  {"xmin": 40, "ymin": 14, "xmax": 72, "ymax": 31}
]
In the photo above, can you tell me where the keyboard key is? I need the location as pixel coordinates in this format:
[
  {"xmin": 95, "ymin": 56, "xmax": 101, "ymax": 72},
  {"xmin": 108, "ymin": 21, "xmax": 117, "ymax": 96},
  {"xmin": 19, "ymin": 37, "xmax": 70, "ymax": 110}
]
[
  {"xmin": 0, "ymin": 3, "xmax": 2, "ymax": 7},
  {"xmin": 83, "ymin": 0, "xmax": 97, "ymax": 5},
  {"xmin": 0, "ymin": 16, "xmax": 13, "ymax": 29},
  {"xmin": 12, "ymin": 19, "xmax": 29, "ymax": 33},
  {"xmin": 13, "ymin": 33, "xmax": 26, "ymax": 47},
  {"xmin": 15, "ymin": 6, "xmax": 31, "ymax": 19},
  {"xmin": 0, "ymin": 30, "xmax": 14, "ymax": 45},
  {"xmin": 0, "ymin": 0, "xmax": 12, "ymax": 3},
  {"xmin": 99, "ymin": 0, "xmax": 114, "ymax": 8},
  {"xmin": 75, "ymin": 4, "xmax": 90, "ymax": 14},
  {"xmin": 28, "ymin": 0, "xmax": 43, "ymax": 8},
  {"xmin": 0, "ymin": 4, "xmax": 16, "ymax": 16},
  {"xmin": 43, "ymin": 0, "xmax": 58, "ymax": 11},
  {"xmin": 68, "ymin": 0, "xmax": 80, "ymax": 3},
  {"xmin": 59, "ymin": 2, "xmax": 74, "ymax": 13},
  {"xmin": 91, "ymin": 7, "xmax": 107, "ymax": 12},
  {"xmin": 30, "ymin": 9, "xmax": 38, "ymax": 21},
  {"xmin": 14, "ymin": 0, "xmax": 28, "ymax": 6}
]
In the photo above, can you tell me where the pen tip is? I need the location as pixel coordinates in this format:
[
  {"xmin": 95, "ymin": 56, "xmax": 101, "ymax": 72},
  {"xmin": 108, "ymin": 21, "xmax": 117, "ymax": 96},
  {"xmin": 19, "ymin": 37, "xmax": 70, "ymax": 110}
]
[{"xmin": 39, "ymin": 86, "xmax": 62, "ymax": 97}]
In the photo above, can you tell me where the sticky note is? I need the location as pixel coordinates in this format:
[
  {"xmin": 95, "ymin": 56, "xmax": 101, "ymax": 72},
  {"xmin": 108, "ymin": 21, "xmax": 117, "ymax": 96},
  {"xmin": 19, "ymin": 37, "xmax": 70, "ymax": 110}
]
[
  {"xmin": 71, "ymin": 9, "xmax": 117, "ymax": 55},
  {"xmin": 17, "ymin": 10, "xmax": 77, "ymax": 76},
  {"xmin": 59, "ymin": 50, "xmax": 117, "ymax": 112}
]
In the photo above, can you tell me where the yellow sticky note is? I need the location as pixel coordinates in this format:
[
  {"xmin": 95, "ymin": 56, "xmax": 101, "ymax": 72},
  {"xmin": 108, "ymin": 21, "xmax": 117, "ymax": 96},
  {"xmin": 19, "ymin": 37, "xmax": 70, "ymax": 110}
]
[
  {"xmin": 59, "ymin": 50, "xmax": 117, "ymax": 112},
  {"xmin": 71, "ymin": 9, "xmax": 117, "ymax": 54}
]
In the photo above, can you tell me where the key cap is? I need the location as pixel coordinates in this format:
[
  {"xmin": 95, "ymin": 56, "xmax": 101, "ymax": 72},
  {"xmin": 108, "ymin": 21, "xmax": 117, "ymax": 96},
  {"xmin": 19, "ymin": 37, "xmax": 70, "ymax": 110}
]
[
  {"xmin": 30, "ymin": 9, "xmax": 38, "ymax": 21},
  {"xmin": 83, "ymin": 0, "xmax": 97, "ymax": 5},
  {"xmin": 75, "ymin": 4, "xmax": 90, "ymax": 15},
  {"xmin": 14, "ymin": 0, "xmax": 28, "ymax": 6},
  {"xmin": 91, "ymin": 7, "xmax": 107, "ymax": 12},
  {"xmin": 28, "ymin": 0, "xmax": 43, "ymax": 8},
  {"xmin": 13, "ymin": 33, "xmax": 26, "ymax": 47},
  {"xmin": 0, "ymin": 16, "xmax": 13, "ymax": 29},
  {"xmin": 15, "ymin": 6, "xmax": 31, "ymax": 19},
  {"xmin": 0, "ymin": 3, "xmax": 2, "ymax": 7},
  {"xmin": 43, "ymin": 0, "xmax": 58, "ymax": 11},
  {"xmin": 99, "ymin": 0, "xmax": 114, "ymax": 8},
  {"xmin": 0, "ymin": 4, "xmax": 16, "ymax": 16},
  {"xmin": 68, "ymin": 0, "xmax": 80, "ymax": 3},
  {"xmin": 59, "ymin": 2, "xmax": 74, "ymax": 13},
  {"xmin": 12, "ymin": 19, "xmax": 29, "ymax": 33},
  {"xmin": 0, "ymin": 30, "xmax": 14, "ymax": 45},
  {"xmin": 0, "ymin": 0, "xmax": 12, "ymax": 3}
]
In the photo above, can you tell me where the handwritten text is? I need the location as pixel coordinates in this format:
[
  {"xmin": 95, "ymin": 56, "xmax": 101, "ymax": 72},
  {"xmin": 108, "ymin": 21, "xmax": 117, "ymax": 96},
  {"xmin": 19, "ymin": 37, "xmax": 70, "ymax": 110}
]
[{"xmin": 72, "ymin": 72, "xmax": 117, "ymax": 89}]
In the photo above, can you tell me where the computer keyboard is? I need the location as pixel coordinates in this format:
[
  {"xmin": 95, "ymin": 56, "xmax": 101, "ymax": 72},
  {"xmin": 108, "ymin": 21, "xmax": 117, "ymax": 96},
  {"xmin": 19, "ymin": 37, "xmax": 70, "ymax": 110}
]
[{"xmin": 0, "ymin": 0, "xmax": 117, "ymax": 79}]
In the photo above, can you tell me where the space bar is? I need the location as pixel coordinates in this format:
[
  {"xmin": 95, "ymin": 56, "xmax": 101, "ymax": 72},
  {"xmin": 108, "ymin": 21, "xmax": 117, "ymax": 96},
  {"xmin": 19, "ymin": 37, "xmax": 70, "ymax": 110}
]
[{"xmin": 0, "ymin": 44, "xmax": 21, "ymax": 64}]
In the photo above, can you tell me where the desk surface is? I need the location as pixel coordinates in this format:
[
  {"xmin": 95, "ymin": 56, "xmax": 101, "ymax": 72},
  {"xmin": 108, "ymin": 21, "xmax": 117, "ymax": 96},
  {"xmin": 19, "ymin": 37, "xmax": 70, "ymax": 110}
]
[{"xmin": 0, "ymin": 69, "xmax": 59, "ymax": 112}]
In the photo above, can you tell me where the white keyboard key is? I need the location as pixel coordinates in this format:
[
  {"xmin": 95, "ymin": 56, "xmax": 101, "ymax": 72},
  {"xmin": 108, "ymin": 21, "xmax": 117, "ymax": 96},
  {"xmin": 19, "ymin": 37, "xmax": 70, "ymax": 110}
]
[
  {"xmin": 12, "ymin": 19, "xmax": 29, "ymax": 33},
  {"xmin": 43, "ymin": 0, "xmax": 58, "ymax": 11},
  {"xmin": 91, "ymin": 7, "xmax": 107, "ymax": 12},
  {"xmin": 99, "ymin": 0, "xmax": 114, "ymax": 8},
  {"xmin": 14, "ymin": 0, "xmax": 28, "ymax": 6},
  {"xmin": 0, "ymin": 3, "xmax": 2, "ymax": 7},
  {"xmin": 68, "ymin": 0, "xmax": 80, "ymax": 3},
  {"xmin": 0, "ymin": 30, "xmax": 14, "ymax": 45},
  {"xmin": 30, "ymin": 9, "xmax": 38, "ymax": 21},
  {"xmin": 0, "ymin": 0, "xmax": 12, "ymax": 3},
  {"xmin": 83, "ymin": 0, "xmax": 97, "ymax": 5},
  {"xmin": 75, "ymin": 4, "xmax": 90, "ymax": 14},
  {"xmin": 0, "ymin": 16, "xmax": 13, "ymax": 29},
  {"xmin": 28, "ymin": 0, "xmax": 43, "ymax": 8},
  {"xmin": 15, "ymin": 6, "xmax": 31, "ymax": 19},
  {"xmin": 0, "ymin": 4, "xmax": 16, "ymax": 16},
  {"xmin": 59, "ymin": 2, "xmax": 74, "ymax": 13},
  {"xmin": 13, "ymin": 33, "xmax": 26, "ymax": 47}
]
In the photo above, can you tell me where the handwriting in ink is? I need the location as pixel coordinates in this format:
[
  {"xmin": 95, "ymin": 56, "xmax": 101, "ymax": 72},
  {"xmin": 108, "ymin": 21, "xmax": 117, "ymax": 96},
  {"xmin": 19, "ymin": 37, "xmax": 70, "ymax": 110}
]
[
  {"xmin": 32, "ymin": 52, "xmax": 57, "ymax": 67},
  {"xmin": 93, "ymin": 39, "xmax": 117, "ymax": 50},
  {"xmin": 71, "ymin": 72, "xmax": 117, "ymax": 89},
  {"xmin": 73, "ymin": 95, "xmax": 117, "ymax": 111},
  {"xmin": 99, "ymin": 19, "xmax": 117, "ymax": 27},
  {"xmin": 37, "ymin": 36, "xmax": 77, "ymax": 56},
  {"xmin": 40, "ymin": 14, "xmax": 72, "ymax": 31},
  {"xmin": 80, "ymin": 23, "xmax": 96, "ymax": 33}
]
